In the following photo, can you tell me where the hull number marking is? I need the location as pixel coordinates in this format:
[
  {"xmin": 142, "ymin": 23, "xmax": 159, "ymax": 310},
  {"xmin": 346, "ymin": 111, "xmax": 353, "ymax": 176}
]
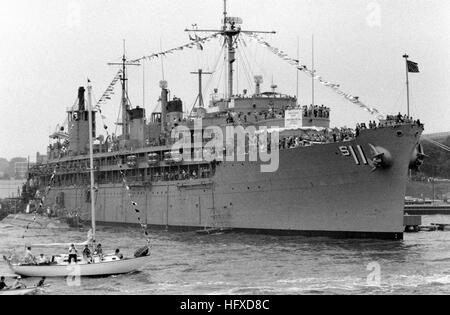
[{"xmin": 339, "ymin": 145, "xmax": 368, "ymax": 165}]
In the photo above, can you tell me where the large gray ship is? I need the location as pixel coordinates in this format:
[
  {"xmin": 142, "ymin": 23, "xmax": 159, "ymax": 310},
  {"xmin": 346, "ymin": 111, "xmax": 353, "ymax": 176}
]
[{"xmin": 25, "ymin": 2, "xmax": 424, "ymax": 240}]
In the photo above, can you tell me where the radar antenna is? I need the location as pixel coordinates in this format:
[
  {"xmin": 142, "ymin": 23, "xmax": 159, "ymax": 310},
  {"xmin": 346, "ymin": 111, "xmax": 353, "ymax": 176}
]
[{"xmin": 254, "ymin": 75, "xmax": 263, "ymax": 95}]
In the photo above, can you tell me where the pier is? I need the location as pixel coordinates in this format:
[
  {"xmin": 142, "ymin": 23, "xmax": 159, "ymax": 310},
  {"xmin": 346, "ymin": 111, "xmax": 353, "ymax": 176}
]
[
  {"xmin": 404, "ymin": 204, "xmax": 450, "ymax": 232},
  {"xmin": 404, "ymin": 204, "xmax": 450, "ymax": 215}
]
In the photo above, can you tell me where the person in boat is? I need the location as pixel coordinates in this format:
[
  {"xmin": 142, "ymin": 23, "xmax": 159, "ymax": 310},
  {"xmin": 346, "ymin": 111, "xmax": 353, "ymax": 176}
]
[
  {"xmin": 115, "ymin": 249, "xmax": 123, "ymax": 260},
  {"xmin": 0, "ymin": 276, "xmax": 9, "ymax": 290},
  {"xmin": 68, "ymin": 244, "xmax": 78, "ymax": 264},
  {"xmin": 37, "ymin": 277, "xmax": 46, "ymax": 287},
  {"xmin": 93, "ymin": 243, "xmax": 103, "ymax": 259},
  {"xmin": 38, "ymin": 253, "xmax": 50, "ymax": 265},
  {"xmin": 13, "ymin": 276, "xmax": 26, "ymax": 289},
  {"xmin": 23, "ymin": 247, "xmax": 37, "ymax": 265},
  {"xmin": 82, "ymin": 245, "xmax": 92, "ymax": 263}
]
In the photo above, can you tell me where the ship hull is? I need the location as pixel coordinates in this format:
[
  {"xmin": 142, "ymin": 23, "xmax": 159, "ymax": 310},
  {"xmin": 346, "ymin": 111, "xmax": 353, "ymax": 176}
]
[{"xmin": 44, "ymin": 124, "xmax": 422, "ymax": 240}]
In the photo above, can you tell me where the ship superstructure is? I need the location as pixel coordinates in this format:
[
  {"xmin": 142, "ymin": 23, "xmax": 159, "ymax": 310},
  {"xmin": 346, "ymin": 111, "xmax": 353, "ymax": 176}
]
[{"xmin": 26, "ymin": 2, "xmax": 425, "ymax": 239}]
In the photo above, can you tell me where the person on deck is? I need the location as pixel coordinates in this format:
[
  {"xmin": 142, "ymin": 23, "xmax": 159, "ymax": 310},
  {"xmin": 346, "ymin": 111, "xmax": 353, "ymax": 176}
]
[
  {"xmin": 23, "ymin": 247, "xmax": 37, "ymax": 265},
  {"xmin": 115, "ymin": 249, "xmax": 123, "ymax": 260},
  {"xmin": 0, "ymin": 276, "xmax": 9, "ymax": 290},
  {"xmin": 94, "ymin": 244, "xmax": 103, "ymax": 259},
  {"xmin": 38, "ymin": 254, "xmax": 49, "ymax": 265},
  {"xmin": 68, "ymin": 244, "xmax": 78, "ymax": 264},
  {"xmin": 82, "ymin": 245, "xmax": 92, "ymax": 263}
]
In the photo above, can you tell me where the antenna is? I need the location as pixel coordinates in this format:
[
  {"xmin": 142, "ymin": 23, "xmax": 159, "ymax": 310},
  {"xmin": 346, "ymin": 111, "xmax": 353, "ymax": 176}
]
[
  {"xmin": 270, "ymin": 75, "xmax": 277, "ymax": 93},
  {"xmin": 107, "ymin": 40, "xmax": 140, "ymax": 139},
  {"xmin": 191, "ymin": 69, "xmax": 213, "ymax": 108},
  {"xmin": 311, "ymin": 34, "xmax": 315, "ymax": 106},
  {"xmin": 223, "ymin": 0, "xmax": 227, "ymax": 31},
  {"xmin": 142, "ymin": 59, "xmax": 145, "ymax": 112},
  {"xmin": 185, "ymin": 1, "xmax": 275, "ymax": 104},
  {"xmin": 296, "ymin": 36, "xmax": 299, "ymax": 104},
  {"xmin": 254, "ymin": 75, "xmax": 263, "ymax": 95}
]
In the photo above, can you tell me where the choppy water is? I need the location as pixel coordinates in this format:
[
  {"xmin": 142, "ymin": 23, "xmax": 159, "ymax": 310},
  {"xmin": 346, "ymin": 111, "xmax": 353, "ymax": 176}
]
[{"xmin": 1, "ymin": 215, "xmax": 450, "ymax": 295}]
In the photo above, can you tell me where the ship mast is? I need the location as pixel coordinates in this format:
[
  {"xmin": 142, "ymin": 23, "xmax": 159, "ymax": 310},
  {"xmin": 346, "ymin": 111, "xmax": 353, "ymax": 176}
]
[
  {"xmin": 223, "ymin": 0, "xmax": 234, "ymax": 100},
  {"xmin": 311, "ymin": 35, "xmax": 315, "ymax": 107},
  {"xmin": 185, "ymin": 0, "xmax": 275, "ymax": 103},
  {"xmin": 121, "ymin": 43, "xmax": 128, "ymax": 137},
  {"xmin": 191, "ymin": 69, "xmax": 213, "ymax": 108},
  {"xmin": 108, "ymin": 40, "xmax": 140, "ymax": 140}
]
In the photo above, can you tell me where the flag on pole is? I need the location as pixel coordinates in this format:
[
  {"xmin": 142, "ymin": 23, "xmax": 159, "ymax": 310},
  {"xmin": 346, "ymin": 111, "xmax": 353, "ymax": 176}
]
[{"xmin": 407, "ymin": 60, "xmax": 420, "ymax": 73}]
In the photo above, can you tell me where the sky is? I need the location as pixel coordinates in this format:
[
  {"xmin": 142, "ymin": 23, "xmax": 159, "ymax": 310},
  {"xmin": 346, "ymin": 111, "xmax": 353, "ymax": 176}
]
[{"xmin": 0, "ymin": 0, "xmax": 449, "ymax": 161}]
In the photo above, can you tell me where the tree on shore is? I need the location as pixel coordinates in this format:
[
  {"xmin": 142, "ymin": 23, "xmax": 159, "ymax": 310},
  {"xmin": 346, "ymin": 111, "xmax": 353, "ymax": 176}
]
[{"xmin": 413, "ymin": 136, "xmax": 450, "ymax": 180}]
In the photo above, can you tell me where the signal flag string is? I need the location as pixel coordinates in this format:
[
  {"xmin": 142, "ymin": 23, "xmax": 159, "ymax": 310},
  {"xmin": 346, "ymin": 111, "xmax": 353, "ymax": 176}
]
[
  {"xmin": 22, "ymin": 168, "xmax": 57, "ymax": 239},
  {"xmin": 92, "ymin": 84, "xmax": 151, "ymax": 246},
  {"xmin": 95, "ymin": 69, "xmax": 123, "ymax": 109},
  {"xmin": 245, "ymin": 33, "xmax": 386, "ymax": 119},
  {"xmin": 130, "ymin": 33, "xmax": 221, "ymax": 63}
]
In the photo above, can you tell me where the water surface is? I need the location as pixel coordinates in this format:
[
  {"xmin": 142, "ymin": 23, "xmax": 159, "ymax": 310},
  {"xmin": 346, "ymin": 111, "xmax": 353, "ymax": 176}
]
[{"xmin": 1, "ymin": 214, "xmax": 449, "ymax": 295}]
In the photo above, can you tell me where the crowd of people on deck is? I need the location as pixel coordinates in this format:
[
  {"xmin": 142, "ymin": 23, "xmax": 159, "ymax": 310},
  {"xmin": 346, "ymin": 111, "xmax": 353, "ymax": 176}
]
[
  {"xmin": 277, "ymin": 111, "xmax": 423, "ymax": 150},
  {"xmin": 302, "ymin": 105, "xmax": 330, "ymax": 119},
  {"xmin": 45, "ymin": 108, "xmax": 422, "ymax": 165},
  {"xmin": 226, "ymin": 109, "xmax": 286, "ymax": 124},
  {"xmin": 355, "ymin": 113, "xmax": 423, "ymax": 136},
  {"xmin": 152, "ymin": 167, "xmax": 212, "ymax": 182},
  {"xmin": 225, "ymin": 104, "xmax": 331, "ymax": 125},
  {"xmin": 279, "ymin": 127, "xmax": 356, "ymax": 149},
  {"xmin": 382, "ymin": 113, "xmax": 422, "ymax": 127}
]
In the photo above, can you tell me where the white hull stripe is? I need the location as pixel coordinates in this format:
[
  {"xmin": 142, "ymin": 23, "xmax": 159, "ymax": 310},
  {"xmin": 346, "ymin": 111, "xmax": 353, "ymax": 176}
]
[
  {"xmin": 357, "ymin": 145, "xmax": 368, "ymax": 165},
  {"xmin": 348, "ymin": 146, "xmax": 360, "ymax": 165}
]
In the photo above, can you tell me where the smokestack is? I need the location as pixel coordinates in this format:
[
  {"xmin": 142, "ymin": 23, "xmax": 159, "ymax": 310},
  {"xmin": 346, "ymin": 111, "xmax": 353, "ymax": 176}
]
[
  {"xmin": 159, "ymin": 81, "xmax": 168, "ymax": 134},
  {"xmin": 78, "ymin": 87, "xmax": 86, "ymax": 111}
]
